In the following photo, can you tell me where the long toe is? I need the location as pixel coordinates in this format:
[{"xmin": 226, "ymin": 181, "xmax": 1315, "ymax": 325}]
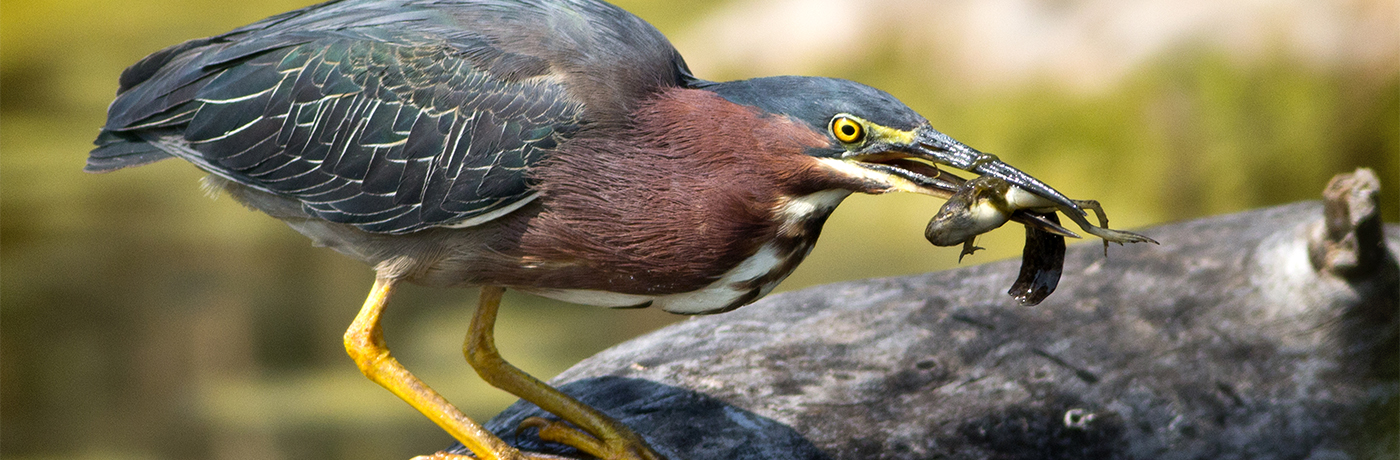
[
  {"xmin": 1085, "ymin": 226, "xmax": 1158, "ymax": 245},
  {"xmin": 520, "ymin": 417, "xmax": 664, "ymax": 460}
]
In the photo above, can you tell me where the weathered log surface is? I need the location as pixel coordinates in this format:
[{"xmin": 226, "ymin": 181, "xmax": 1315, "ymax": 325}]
[{"xmin": 469, "ymin": 170, "xmax": 1398, "ymax": 459}]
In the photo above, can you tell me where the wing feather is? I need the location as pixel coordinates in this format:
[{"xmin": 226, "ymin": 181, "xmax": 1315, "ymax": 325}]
[
  {"xmin": 92, "ymin": 5, "xmax": 583, "ymax": 234},
  {"xmin": 89, "ymin": 0, "xmax": 693, "ymax": 234}
]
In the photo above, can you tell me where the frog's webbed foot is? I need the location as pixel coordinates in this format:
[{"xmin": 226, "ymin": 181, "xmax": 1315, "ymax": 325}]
[
  {"xmin": 958, "ymin": 239, "xmax": 984, "ymax": 262},
  {"xmin": 1059, "ymin": 199, "xmax": 1159, "ymax": 255}
]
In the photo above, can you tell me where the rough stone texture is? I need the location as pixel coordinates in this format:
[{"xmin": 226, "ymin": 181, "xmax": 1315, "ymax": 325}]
[{"xmin": 468, "ymin": 171, "xmax": 1398, "ymax": 459}]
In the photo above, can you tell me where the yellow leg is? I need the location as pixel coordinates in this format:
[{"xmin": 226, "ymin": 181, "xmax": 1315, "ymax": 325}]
[
  {"xmin": 344, "ymin": 277, "xmax": 523, "ymax": 460},
  {"xmin": 465, "ymin": 286, "xmax": 663, "ymax": 460}
]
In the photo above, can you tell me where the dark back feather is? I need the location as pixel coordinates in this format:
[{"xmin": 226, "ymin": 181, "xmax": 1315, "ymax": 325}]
[{"xmin": 89, "ymin": 0, "xmax": 691, "ymax": 234}]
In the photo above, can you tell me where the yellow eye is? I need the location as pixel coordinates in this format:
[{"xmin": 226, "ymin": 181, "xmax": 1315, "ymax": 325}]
[{"xmin": 830, "ymin": 116, "xmax": 865, "ymax": 144}]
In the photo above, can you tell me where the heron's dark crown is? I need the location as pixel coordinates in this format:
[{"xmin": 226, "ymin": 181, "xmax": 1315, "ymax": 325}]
[{"xmin": 696, "ymin": 76, "xmax": 927, "ymax": 136}]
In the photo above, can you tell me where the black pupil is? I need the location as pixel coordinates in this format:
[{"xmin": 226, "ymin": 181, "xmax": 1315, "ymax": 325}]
[{"xmin": 842, "ymin": 124, "xmax": 856, "ymax": 137}]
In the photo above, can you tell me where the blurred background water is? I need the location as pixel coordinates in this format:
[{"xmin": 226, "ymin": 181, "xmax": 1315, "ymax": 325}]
[{"xmin": 1, "ymin": 0, "xmax": 1395, "ymax": 458}]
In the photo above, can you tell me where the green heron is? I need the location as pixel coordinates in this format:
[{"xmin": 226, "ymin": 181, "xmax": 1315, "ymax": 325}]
[{"xmin": 87, "ymin": 0, "xmax": 1150, "ymax": 458}]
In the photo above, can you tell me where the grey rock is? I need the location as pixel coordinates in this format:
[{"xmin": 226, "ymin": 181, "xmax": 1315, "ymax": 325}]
[{"xmin": 469, "ymin": 170, "xmax": 1398, "ymax": 459}]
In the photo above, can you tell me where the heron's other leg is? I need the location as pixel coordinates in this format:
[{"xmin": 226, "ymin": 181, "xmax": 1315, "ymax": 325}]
[
  {"xmin": 344, "ymin": 277, "xmax": 525, "ymax": 460},
  {"xmin": 466, "ymin": 286, "xmax": 664, "ymax": 460}
]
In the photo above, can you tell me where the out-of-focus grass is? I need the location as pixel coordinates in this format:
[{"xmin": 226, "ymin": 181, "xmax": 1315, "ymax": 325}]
[{"xmin": 2, "ymin": 0, "xmax": 1395, "ymax": 459}]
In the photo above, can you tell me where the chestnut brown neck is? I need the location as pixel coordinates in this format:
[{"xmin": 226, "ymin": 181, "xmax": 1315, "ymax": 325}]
[{"xmin": 493, "ymin": 87, "xmax": 858, "ymax": 295}]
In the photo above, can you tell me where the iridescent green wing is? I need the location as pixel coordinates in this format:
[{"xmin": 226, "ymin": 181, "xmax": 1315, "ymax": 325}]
[{"xmin": 91, "ymin": 3, "xmax": 583, "ymax": 234}]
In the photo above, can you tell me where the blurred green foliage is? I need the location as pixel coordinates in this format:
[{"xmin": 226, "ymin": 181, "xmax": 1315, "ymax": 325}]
[{"xmin": 2, "ymin": 0, "xmax": 1395, "ymax": 459}]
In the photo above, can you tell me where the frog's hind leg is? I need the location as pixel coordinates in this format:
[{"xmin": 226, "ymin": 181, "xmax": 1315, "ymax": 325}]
[{"xmin": 1062, "ymin": 199, "xmax": 1159, "ymax": 255}]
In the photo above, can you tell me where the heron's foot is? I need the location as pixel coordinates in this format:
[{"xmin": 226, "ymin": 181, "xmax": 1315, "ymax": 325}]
[{"xmin": 520, "ymin": 416, "xmax": 663, "ymax": 460}]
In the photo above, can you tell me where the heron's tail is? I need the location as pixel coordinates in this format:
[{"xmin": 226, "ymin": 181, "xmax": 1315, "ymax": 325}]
[{"xmin": 85, "ymin": 131, "xmax": 172, "ymax": 173}]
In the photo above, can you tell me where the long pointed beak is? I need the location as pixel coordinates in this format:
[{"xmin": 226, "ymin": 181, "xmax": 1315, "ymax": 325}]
[{"xmin": 910, "ymin": 127, "xmax": 1083, "ymax": 216}]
